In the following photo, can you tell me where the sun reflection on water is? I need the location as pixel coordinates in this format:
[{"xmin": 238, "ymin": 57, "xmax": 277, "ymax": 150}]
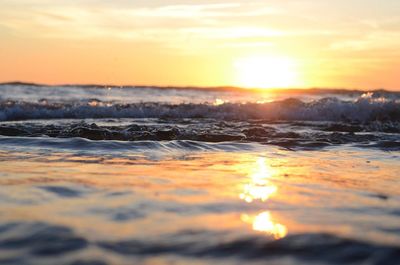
[
  {"xmin": 239, "ymin": 157, "xmax": 277, "ymax": 203},
  {"xmin": 240, "ymin": 157, "xmax": 287, "ymax": 239},
  {"xmin": 241, "ymin": 212, "xmax": 288, "ymax": 239}
]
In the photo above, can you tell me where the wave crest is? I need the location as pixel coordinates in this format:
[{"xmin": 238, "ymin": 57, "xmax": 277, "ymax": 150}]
[{"xmin": 0, "ymin": 97, "xmax": 399, "ymax": 122}]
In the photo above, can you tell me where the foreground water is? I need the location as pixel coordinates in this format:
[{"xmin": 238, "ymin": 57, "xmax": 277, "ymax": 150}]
[{"xmin": 0, "ymin": 84, "xmax": 399, "ymax": 265}]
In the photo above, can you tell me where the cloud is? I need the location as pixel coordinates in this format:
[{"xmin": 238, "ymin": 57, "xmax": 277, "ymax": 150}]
[
  {"xmin": 1, "ymin": 0, "xmax": 400, "ymax": 57},
  {"xmin": 0, "ymin": 2, "xmax": 280, "ymax": 36},
  {"xmin": 329, "ymin": 31, "xmax": 400, "ymax": 52}
]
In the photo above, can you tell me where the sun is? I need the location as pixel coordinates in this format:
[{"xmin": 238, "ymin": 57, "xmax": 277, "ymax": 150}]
[{"xmin": 234, "ymin": 55, "xmax": 299, "ymax": 89}]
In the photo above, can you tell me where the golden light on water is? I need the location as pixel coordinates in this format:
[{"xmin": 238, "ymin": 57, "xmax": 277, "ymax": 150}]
[
  {"xmin": 240, "ymin": 184, "xmax": 277, "ymax": 203},
  {"xmin": 239, "ymin": 157, "xmax": 288, "ymax": 239},
  {"xmin": 239, "ymin": 157, "xmax": 277, "ymax": 203},
  {"xmin": 241, "ymin": 212, "xmax": 288, "ymax": 239},
  {"xmin": 213, "ymin": 98, "xmax": 226, "ymax": 106},
  {"xmin": 234, "ymin": 55, "xmax": 299, "ymax": 89}
]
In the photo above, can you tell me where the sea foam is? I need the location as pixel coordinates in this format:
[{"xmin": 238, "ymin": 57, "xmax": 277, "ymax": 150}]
[{"xmin": 0, "ymin": 97, "xmax": 399, "ymax": 122}]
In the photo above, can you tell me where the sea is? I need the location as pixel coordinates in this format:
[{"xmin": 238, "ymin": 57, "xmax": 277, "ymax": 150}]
[{"xmin": 0, "ymin": 83, "xmax": 399, "ymax": 265}]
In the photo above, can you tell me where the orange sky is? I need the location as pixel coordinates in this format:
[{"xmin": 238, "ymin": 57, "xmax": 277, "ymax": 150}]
[{"xmin": 0, "ymin": 0, "xmax": 399, "ymax": 90}]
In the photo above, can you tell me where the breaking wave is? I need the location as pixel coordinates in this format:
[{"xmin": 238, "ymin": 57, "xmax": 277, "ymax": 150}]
[{"xmin": 0, "ymin": 97, "xmax": 399, "ymax": 122}]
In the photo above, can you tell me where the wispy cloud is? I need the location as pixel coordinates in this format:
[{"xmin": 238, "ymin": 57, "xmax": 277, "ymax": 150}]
[
  {"xmin": 0, "ymin": 1, "xmax": 294, "ymax": 54},
  {"xmin": 1, "ymin": 2, "xmax": 400, "ymax": 58}
]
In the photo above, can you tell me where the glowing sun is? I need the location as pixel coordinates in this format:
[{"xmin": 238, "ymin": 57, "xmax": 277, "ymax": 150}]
[{"xmin": 234, "ymin": 55, "xmax": 299, "ymax": 89}]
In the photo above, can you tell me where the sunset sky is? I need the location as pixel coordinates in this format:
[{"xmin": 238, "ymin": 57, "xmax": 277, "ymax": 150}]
[{"xmin": 0, "ymin": 0, "xmax": 399, "ymax": 89}]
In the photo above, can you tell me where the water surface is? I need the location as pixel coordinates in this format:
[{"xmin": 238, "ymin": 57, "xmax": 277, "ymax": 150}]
[{"xmin": 0, "ymin": 84, "xmax": 399, "ymax": 265}]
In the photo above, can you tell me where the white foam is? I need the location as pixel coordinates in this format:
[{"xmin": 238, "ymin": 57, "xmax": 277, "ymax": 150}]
[{"xmin": 0, "ymin": 97, "xmax": 399, "ymax": 122}]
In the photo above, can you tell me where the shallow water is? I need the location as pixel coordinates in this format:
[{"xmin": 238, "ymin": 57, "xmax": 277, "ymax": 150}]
[
  {"xmin": 0, "ymin": 84, "xmax": 399, "ymax": 265},
  {"xmin": 0, "ymin": 143, "xmax": 399, "ymax": 265}
]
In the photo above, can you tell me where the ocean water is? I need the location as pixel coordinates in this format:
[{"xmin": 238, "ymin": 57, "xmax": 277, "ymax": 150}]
[{"xmin": 0, "ymin": 83, "xmax": 399, "ymax": 265}]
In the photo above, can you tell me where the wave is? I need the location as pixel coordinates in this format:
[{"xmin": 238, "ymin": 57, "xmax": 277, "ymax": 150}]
[
  {"xmin": 98, "ymin": 233, "xmax": 400, "ymax": 263},
  {"xmin": 0, "ymin": 221, "xmax": 399, "ymax": 265},
  {"xmin": 0, "ymin": 118, "xmax": 399, "ymax": 151},
  {"xmin": 0, "ymin": 136, "xmax": 260, "ymax": 156},
  {"xmin": 0, "ymin": 97, "xmax": 399, "ymax": 122}
]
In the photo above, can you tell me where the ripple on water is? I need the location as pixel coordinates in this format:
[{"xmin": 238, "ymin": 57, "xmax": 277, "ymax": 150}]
[
  {"xmin": 1, "ymin": 221, "xmax": 399, "ymax": 265},
  {"xmin": 0, "ymin": 222, "xmax": 88, "ymax": 256}
]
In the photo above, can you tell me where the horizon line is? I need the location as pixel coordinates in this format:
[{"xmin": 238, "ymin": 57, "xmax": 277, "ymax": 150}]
[{"xmin": 0, "ymin": 81, "xmax": 397, "ymax": 93}]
